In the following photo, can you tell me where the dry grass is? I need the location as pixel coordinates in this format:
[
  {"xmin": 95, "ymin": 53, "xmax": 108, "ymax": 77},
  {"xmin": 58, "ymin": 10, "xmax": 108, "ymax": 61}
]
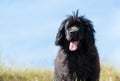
[
  {"xmin": 100, "ymin": 66, "xmax": 120, "ymax": 81},
  {"xmin": 0, "ymin": 67, "xmax": 54, "ymax": 81},
  {"xmin": 0, "ymin": 66, "xmax": 120, "ymax": 81}
]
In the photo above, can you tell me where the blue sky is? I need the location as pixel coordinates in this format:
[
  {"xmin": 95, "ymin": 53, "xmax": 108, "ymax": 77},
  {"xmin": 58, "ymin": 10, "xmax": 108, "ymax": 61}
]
[{"xmin": 0, "ymin": 0, "xmax": 120, "ymax": 69}]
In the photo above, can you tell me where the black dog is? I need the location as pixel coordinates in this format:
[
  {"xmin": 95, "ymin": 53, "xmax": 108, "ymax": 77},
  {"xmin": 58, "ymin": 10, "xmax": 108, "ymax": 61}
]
[{"xmin": 55, "ymin": 11, "xmax": 100, "ymax": 81}]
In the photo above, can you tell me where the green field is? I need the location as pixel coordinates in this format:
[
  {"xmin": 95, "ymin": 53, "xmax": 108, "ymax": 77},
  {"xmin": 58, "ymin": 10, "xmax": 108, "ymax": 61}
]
[{"xmin": 0, "ymin": 66, "xmax": 120, "ymax": 81}]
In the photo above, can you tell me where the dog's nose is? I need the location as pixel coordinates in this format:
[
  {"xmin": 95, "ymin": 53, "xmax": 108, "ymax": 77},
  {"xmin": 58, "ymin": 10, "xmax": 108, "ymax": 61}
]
[{"xmin": 70, "ymin": 31, "xmax": 77, "ymax": 35}]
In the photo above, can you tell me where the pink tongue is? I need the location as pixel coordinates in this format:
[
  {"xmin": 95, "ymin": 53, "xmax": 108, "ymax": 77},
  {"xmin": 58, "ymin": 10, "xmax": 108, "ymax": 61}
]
[{"xmin": 69, "ymin": 42, "xmax": 78, "ymax": 51}]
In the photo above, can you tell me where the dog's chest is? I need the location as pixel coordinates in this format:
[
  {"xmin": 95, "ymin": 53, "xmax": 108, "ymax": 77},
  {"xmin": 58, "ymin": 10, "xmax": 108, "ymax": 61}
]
[{"xmin": 67, "ymin": 53, "xmax": 90, "ymax": 71}]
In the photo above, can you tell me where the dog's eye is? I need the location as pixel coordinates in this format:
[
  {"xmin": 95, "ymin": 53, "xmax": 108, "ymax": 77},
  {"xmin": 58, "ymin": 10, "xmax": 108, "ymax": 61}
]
[
  {"xmin": 67, "ymin": 28, "xmax": 71, "ymax": 31},
  {"xmin": 67, "ymin": 28, "xmax": 73, "ymax": 32}
]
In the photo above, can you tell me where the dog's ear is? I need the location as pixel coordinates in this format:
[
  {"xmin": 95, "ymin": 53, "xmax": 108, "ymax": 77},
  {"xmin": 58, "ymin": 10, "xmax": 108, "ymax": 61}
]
[
  {"xmin": 55, "ymin": 20, "xmax": 66, "ymax": 46},
  {"xmin": 82, "ymin": 18, "xmax": 95, "ymax": 44}
]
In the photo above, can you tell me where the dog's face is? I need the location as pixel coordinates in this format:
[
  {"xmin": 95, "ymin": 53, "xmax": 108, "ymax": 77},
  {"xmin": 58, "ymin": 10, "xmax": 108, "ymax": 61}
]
[
  {"xmin": 55, "ymin": 12, "xmax": 95, "ymax": 52},
  {"xmin": 65, "ymin": 20, "xmax": 85, "ymax": 51}
]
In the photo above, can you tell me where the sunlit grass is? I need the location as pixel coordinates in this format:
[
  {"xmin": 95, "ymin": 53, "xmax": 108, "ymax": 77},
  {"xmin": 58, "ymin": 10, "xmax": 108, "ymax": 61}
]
[
  {"xmin": 100, "ymin": 66, "xmax": 120, "ymax": 81},
  {"xmin": 0, "ymin": 66, "xmax": 120, "ymax": 81},
  {"xmin": 0, "ymin": 67, "xmax": 54, "ymax": 81}
]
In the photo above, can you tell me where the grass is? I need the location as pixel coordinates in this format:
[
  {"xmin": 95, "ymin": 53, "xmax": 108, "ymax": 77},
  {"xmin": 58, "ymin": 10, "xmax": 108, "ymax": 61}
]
[
  {"xmin": 0, "ymin": 66, "xmax": 120, "ymax": 81},
  {"xmin": 100, "ymin": 66, "xmax": 120, "ymax": 81},
  {"xmin": 0, "ymin": 67, "xmax": 54, "ymax": 81}
]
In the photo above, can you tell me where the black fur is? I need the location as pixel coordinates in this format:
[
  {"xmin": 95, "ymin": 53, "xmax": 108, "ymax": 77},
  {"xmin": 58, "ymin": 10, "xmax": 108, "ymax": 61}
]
[{"xmin": 55, "ymin": 10, "xmax": 100, "ymax": 81}]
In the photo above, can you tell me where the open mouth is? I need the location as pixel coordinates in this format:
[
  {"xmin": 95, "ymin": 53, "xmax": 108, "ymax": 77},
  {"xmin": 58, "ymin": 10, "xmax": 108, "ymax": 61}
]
[{"xmin": 69, "ymin": 41, "xmax": 79, "ymax": 51}]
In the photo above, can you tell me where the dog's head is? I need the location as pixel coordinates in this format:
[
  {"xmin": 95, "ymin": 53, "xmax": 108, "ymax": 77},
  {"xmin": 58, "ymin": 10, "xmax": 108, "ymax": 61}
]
[{"xmin": 55, "ymin": 10, "xmax": 95, "ymax": 51}]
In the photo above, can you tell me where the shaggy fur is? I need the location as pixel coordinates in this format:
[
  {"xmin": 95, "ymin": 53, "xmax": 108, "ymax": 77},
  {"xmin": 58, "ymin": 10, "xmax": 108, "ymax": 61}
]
[{"xmin": 54, "ymin": 11, "xmax": 100, "ymax": 81}]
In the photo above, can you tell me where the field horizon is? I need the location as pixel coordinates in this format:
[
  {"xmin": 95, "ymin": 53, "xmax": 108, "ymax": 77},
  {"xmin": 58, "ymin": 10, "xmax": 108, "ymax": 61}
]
[{"xmin": 0, "ymin": 66, "xmax": 120, "ymax": 81}]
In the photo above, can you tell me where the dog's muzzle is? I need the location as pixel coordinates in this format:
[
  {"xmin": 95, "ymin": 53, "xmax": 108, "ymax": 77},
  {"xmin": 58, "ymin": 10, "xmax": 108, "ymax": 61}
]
[
  {"xmin": 67, "ymin": 26, "xmax": 79, "ymax": 41},
  {"xmin": 65, "ymin": 26, "xmax": 80, "ymax": 51}
]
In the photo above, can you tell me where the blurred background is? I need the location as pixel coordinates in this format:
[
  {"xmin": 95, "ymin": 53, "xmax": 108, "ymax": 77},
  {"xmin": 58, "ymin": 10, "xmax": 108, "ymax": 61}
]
[{"xmin": 0, "ymin": 0, "xmax": 120, "ymax": 69}]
